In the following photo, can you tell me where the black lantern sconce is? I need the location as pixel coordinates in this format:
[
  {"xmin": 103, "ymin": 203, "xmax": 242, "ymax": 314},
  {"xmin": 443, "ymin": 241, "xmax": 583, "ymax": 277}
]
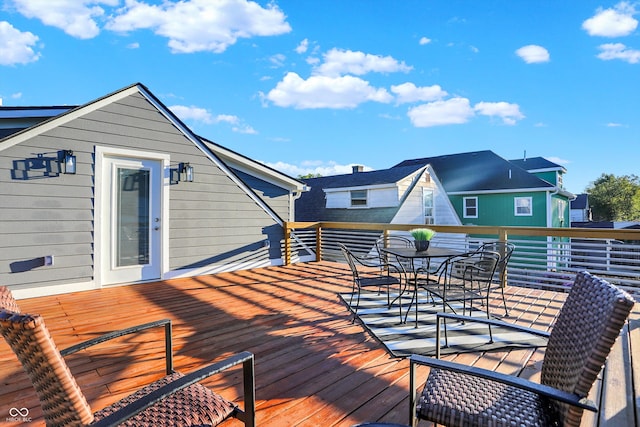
[
  {"xmin": 63, "ymin": 150, "xmax": 76, "ymax": 174},
  {"xmin": 179, "ymin": 162, "xmax": 194, "ymax": 182}
]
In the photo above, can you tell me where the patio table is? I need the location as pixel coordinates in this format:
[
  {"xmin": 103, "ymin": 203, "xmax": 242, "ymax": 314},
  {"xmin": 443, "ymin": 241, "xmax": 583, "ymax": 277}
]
[{"xmin": 380, "ymin": 246, "xmax": 463, "ymax": 327}]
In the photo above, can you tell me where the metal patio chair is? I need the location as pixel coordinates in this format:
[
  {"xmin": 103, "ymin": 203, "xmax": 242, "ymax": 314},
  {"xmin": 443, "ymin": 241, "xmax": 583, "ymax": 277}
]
[
  {"xmin": 339, "ymin": 243, "xmax": 404, "ymax": 323},
  {"xmin": 0, "ymin": 286, "xmax": 255, "ymax": 427},
  {"xmin": 423, "ymin": 249, "xmax": 500, "ymax": 341},
  {"xmin": 409, "ymin": 271, "xmax": 635, "ymax": 427},
  {"xmin": 480, "ymin": 240, "xmax": 515, "ymax": 316}
]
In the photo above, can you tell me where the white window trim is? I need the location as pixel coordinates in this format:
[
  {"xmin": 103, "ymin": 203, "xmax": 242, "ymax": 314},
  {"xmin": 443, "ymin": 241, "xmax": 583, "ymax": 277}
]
[
  {"xmin": 515, "ymin": 196, "xmax": 533, "ymax": 216},
  {"xmin": 463, "ymin": 197, "xmax": 478, "ymax": 218},
  {"xmin": 350, "ymin": 189, "xmax": 368, "ymax": 208},
  {"xmin": 423, "ymin": 188, "xmax": 435, "ymax": 224}
]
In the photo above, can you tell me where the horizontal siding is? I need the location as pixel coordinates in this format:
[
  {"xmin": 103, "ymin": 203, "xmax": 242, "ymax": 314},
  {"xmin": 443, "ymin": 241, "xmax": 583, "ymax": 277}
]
[{"xmin": 0, "ymin": 90, "xmax": 284, "ymax": 293}]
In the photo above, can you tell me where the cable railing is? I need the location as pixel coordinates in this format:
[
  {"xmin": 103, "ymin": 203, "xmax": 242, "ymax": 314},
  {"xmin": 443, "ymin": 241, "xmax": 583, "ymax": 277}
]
[{"xmin": 283, "ymin": 221, "xmax": 640, "ymax": 298}]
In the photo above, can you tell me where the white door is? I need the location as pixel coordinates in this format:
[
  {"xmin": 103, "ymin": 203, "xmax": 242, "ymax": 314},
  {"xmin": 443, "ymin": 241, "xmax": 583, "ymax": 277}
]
[{"xmin": 101, "ymin": 156, "xmax": 163, "ymax": 285}]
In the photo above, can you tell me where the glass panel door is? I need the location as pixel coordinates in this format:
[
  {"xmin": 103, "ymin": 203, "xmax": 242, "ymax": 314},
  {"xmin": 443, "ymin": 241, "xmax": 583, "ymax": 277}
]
[{"xmin": 116, "ymin": 168, "xmax": 150, "ymax": 267}]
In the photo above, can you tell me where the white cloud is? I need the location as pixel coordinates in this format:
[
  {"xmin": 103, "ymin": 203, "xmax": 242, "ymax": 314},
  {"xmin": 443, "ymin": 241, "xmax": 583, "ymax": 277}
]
[
  {"xmin": 407, "ymin": 97, "xmax": 475, "ymax": 127},
  {"xmin": 266, "ymin": 72, "xmax": 393, "ymax": 109},
  {"xmin": 106, "ymin": 0, "xmax": 291, "ymax": 53},
  {"xmin": 295, "ymin": 38, "xmax": 309, "ymax": 54},
  {"xmin": 597, "ymin": 42, "xmax": 640, "ymax": 63},
  {"xmin": 170, "ymin": 105, "xmax": 257, "ymax": 133},
  {"xmin": 269, "ymin": 53, "xmax": 286, "ymax": 67},
  {"xmin": 390, "ymin": 82, "xmax": 448, "ymax": 104},
  {"xmin": 0, "ymin": 21, "xmax": 40, "ymax": 65},
  {"xmin": 9, "ymin": 0, "xmax": 114, "ymax": 39},
  {"xmin": 582, "ymin": 2, "xmax": 638, "ymax": 37},
  {"xmin": 314, "ymin": 48, "xmax": 412, "ymax": 77},
  {"xmin": 545, "ymin": 156, "xmax": 570, "ymax": 165},
  {"xmin": 474, "ymin": 101, "xmax": 525, "ymax": 125},
  {"xmin": 233, "ymin": 124, "xmax": 257, "ymax": 134},
  {"xmin": 170, "ymin": 105, "xmax": 215, "ymax": 123},
  {"xmin": 419, "ymin": 37, "xmax": 431, "ymax": 45},
  {"xmin": 263, "ymin": 160, "xmax": 365, "ymax": 177},
  {"xmin": 515, "ymin": 45, "xmax": 550, "ymax": 63}
]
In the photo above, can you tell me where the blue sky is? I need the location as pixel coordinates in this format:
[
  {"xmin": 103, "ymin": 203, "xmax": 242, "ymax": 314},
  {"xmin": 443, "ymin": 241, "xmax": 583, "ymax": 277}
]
[{"xmin": 1, "ymin": 1, "xmax": 639, "ymax": 194}]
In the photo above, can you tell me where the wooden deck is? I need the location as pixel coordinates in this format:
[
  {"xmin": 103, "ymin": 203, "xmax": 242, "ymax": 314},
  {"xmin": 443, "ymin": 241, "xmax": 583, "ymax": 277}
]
[{"xmin": 1, "ymin": 261, "xmax": 638, "ymax": 426}]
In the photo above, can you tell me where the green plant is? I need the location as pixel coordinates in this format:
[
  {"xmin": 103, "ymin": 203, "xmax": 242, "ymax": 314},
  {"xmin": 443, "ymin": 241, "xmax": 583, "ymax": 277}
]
[{"xmin": 410, "ymin": 228, "xmax": 436, "ymax": 241}]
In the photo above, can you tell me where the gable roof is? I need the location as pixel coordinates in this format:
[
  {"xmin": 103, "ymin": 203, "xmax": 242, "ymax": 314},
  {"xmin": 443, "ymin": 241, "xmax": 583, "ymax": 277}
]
[
  {"xmin": 509, "ymin": 156, "xmax": 567, "ymax": 173},
  {"xmin": 571, "ymin": 193, "xmax": 589, "ymax": 210},
  {"xmin": 0, "ymin": 82, "xmax": 302, "ymax": 224},
  {"xmin": 303, "ymin": 163, "xmax": 426, "ymax": 190},
  {"xmin": 393, "ymin": 150, "xmax": 557, "ymax": 194},
  {"xmin": 296, "ymin": 164, "xmax": 427, "ymax": 222},
  {"xmin": 200, "ymin": 136, "xmax": 305, "ymax": 192}
]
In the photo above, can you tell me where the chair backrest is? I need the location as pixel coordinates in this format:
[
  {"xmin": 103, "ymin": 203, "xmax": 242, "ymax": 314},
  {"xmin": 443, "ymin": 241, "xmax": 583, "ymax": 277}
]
[
  {"xmin": 481, "ymin": 241, "xmax": 515, "ymax": 284},
  {"xmin": 0, "ymin": 310, "xmax": 95, "ymax": 426},
  {"xmin": 541, "ymin": 271, "xmax": 635, "ymax": 426},
  {"xmin": 449, "ymin": 250, "xmax": 500, "ymax": 286},
  {"xmin": 339, "ymin": 243, "xmax": 360, "ymax": 281},
  {"xmin": 375, "ymin": 235, "xmax": 412, "ymax": 269},
  {"xmin": 0, "ymin": 285, "xmax": 21, "ymax": 313}
]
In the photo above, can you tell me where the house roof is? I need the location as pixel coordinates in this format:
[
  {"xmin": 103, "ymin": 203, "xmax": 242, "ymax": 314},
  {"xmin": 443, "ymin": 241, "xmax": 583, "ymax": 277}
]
[
  {"xmin": 509, "ymin": 156, "xmax": 567, "ymax": 173},
  {"xmin": 571, "ymin": 193, "xmax": 589, "ymax": 209},
  {"xmin": 393, "ymin": 150, "xmax": 557, "ymax": 194},
  {"xmin": 303, "ymin": 163, "xmax": 426, "ymax": 190},
  {"xmin": 295, "ymin": 164, "xmax": 427, "ymax": 222},
  {"xmin": 200, "ymin": 136, "xmax": 305, "ymax": 192}
]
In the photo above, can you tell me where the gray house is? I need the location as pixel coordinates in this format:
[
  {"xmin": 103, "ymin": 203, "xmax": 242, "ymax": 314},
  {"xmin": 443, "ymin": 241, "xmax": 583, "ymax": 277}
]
[{"xmin": 0, "ymin": 83, "xmax": 305, "ymax": 298}]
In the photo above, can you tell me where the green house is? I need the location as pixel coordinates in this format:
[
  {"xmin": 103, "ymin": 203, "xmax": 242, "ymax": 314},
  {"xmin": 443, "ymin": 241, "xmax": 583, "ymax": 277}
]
[{"xmin": 394, "ymin": 151, "xmax": 574, "ymax": 229}]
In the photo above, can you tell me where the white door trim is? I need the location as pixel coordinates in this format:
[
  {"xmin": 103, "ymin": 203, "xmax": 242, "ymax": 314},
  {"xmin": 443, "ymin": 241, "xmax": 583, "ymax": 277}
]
[{"xmin": 94, "ymin": 146, "xmax": 170, "ymax": 287}]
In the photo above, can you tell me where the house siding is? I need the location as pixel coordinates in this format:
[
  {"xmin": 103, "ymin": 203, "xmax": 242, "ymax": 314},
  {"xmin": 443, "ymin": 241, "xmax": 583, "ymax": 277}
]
[
  {"xmin": 450, "ymin": 192, "xmax": 548, "ymax": 227},
  {"xmin": 0, "ymin": 91, "xmax": 283, "ymax": 292}
]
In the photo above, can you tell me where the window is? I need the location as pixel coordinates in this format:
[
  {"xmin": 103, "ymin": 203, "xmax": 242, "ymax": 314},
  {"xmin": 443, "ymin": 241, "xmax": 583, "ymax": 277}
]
[
  {"xmin": 350, "ymin": 190, "xmax": 367, "ymax": 207},
  {"xmin": 464, "ymin": 197, "xmax": 478, "ymax": 218},
  {"xmin": 423, "ymin": 189, "xmax": 434, "ymax": 225},
  {"xmin": 558, "ymin": 200, "xmax": 566, "ymax": 224},
  {"xmin": 515, "ymin": 197, "xmax": 532, "ymax": 216},
  {"xmin": 557, "ymin": 173, "xmax": 563, "ymax": 188}
]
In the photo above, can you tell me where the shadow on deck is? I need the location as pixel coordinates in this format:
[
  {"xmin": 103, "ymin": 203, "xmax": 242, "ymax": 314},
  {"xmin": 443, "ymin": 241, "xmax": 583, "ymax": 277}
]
[{"xmin": 0, "ymin": 261, "xmax": 637, "ymax": 426}]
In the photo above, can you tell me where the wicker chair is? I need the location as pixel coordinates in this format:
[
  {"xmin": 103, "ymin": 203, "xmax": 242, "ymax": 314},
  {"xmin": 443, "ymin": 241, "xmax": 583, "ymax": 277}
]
[
  {"xmin": 409, "ymin": 271, "xmax": 635, "ymax": 427},
  {"xmin": 0, "ymin": 286, "xmax": 255, "ymax": 427},
  {"xmin": 339, "ymin": 243, "xmax": 404, "ymax": 322}
]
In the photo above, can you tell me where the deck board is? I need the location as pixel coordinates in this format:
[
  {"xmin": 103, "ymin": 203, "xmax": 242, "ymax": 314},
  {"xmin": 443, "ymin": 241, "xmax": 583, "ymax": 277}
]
[{"xmin": 0, "ymin": 261, "xmax": 637, "ymax": 426}]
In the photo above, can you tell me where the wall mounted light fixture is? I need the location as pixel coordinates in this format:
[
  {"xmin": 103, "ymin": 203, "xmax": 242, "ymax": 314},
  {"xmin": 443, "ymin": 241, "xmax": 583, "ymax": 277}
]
[
  {"xmin": 179, "ymin": 162, "xmax": 194, "ymax": 182},
  {"xmin": 63, "ymin": 150, "xmax": 76, "ymax": 174}
]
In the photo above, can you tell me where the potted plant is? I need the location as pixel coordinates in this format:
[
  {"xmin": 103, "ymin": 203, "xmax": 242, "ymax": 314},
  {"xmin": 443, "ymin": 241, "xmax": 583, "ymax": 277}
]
[{"xmin": 410, "ymin": 228, "xmax": 436, "ymax": 251}]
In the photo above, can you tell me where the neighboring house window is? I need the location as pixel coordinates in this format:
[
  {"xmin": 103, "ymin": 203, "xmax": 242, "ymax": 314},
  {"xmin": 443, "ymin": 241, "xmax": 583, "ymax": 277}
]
[
  {"xmin": 350, "ymin": 190, "xmax": 367, "ymax": 207},
  {"xmin": 557, "ymin": 173, "xmax": 563, "ymax": 188},
  {"xmin": 464, "ymin": 197, "xmax": 478, "ymax": 218},
  {"xmin": 515, "ymin": 197, "xmax": 533, "ymax": 216},
  {"xmin": 423, "ymin": 189, "xmax": 434, "ymax": 225},
  {"xmin": 558, "ymin": 200, "xmax": 566, "ymax": 224}
]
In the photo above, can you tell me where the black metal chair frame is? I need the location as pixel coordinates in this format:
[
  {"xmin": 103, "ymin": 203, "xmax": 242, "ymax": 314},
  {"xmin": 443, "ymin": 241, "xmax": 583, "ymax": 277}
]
[{"xmin": 339, "ymin": 242, "xmax": 404, "ymax": 323}]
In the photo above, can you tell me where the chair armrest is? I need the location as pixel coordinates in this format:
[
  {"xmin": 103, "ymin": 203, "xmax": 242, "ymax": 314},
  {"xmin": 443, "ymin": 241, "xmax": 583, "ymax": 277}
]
[
  {"xmin": 61, "ymin": 319, "xmax": 174, "ymax": 374},
  {"xmin": 91, "ymin": 351, "xmax": 255, "ymax": 427},
  {"xmin": 409, "ymin": 354, "xmax": 597, "ymax": 412}
]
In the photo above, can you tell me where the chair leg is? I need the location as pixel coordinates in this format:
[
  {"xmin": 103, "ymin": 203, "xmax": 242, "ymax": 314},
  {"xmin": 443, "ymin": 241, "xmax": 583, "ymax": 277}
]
[
  {"xmin": 500, "ymin": 286, "xmax": 509, "ymax": 316},
  {"xmin": 351, "ymin": 287, "xmax": 362, "ymax": 324}
]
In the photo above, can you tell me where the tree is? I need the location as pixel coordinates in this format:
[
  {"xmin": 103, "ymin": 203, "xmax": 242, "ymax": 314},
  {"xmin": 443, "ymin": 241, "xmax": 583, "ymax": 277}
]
[
  {"xmin": 298, "ymin": 173, "xmax": 322, "ymax": 179},
  {"xmin": 586, "ymin": 173, "xmax": 640, "ymax": 221}
]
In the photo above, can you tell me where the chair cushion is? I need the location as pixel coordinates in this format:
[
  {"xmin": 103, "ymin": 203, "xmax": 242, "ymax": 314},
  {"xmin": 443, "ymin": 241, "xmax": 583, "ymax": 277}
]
[
  {"xmin": 92, "ymin": 371, "xmax": 237, "ymax": 426},
  {"xmin": 418, "ymin": 367, "xmax": 560, "ymax": 427}
]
